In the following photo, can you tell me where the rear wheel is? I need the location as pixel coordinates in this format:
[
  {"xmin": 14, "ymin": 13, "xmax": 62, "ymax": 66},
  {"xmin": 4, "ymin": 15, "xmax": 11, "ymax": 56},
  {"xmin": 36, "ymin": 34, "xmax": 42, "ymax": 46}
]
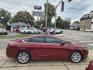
[
  {"xmin": 70, "ymin": 51, "xmax": 82, "ymax": 63},
  {"xmin": 17, "ymin": 51, "xmax": 31, "ymax": 64}
]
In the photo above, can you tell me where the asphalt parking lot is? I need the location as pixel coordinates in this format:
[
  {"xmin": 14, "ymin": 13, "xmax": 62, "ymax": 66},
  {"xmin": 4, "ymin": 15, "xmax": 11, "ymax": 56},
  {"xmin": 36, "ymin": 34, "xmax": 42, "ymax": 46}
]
[{"xmin": 0, "ymin": 30, "xmax": 93, "ymax": 70}]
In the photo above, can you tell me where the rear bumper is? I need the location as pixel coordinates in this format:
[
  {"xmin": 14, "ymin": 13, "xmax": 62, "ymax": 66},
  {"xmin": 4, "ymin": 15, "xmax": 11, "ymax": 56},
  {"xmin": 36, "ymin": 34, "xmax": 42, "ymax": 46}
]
[{"xmin": 6, "ymin": 45, "xmax": 18, "ymax": 58}]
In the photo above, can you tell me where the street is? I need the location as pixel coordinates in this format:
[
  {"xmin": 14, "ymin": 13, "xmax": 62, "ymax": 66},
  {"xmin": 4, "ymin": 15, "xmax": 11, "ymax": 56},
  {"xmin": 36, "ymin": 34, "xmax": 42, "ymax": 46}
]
[
  {"xmin": 1, "ymin": 30, "xmax": 93, "ymax": 49},
  {"xmin": 0, "ymin": 30, "xmax": 93, "ymax": 70},
  {"xmin": 62, "ymin": 30, "xmax": 93, "ymax": 50}
]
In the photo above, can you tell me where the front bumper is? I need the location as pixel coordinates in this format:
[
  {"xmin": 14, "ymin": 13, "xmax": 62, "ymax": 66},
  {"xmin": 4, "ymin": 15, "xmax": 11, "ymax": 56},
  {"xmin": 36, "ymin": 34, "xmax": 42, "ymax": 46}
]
[{"xmin": 82, "ymin": 49, "xmax": 88, "ymax": 59}]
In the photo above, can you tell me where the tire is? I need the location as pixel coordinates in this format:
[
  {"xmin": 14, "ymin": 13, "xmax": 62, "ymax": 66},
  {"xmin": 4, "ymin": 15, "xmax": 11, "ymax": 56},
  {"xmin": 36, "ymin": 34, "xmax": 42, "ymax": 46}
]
[
  {"xmin": 17, "ymin": 51, "xmax": 31, "ymax": 64},
  {"xmin": 70, "ymin": 51, "xmax": 82, "ymax": 63}
]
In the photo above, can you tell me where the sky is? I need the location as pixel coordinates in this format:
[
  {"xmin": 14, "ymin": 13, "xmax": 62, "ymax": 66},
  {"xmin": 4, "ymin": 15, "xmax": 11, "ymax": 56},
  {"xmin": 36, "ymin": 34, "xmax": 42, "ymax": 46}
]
[{"xmin": 0, "ymin": 0, "xmax": 93, "ymax": 23}]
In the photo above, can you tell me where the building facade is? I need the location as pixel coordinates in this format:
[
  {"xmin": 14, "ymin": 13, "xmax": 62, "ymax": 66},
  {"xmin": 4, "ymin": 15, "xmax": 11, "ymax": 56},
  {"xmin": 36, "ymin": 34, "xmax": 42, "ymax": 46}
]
[{"xmin": 80, "ymin": 13, "xmax": 93, "ymax": 31}]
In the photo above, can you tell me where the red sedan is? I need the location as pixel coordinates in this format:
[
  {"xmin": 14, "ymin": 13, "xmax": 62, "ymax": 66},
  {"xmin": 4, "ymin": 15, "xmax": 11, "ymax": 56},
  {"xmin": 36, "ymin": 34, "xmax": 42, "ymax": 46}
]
[
  {"xmin": 6, "ymin": 35, "xmax": 88, "ymax": 64},
  {"xmin": 86, "ymin": 61, "xmax": 93, "ymax": 70}
]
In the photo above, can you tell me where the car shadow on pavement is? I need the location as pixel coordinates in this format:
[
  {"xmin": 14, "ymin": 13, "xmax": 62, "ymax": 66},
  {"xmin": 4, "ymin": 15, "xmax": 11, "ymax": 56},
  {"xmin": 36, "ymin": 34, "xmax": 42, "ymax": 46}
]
[{"xmin": 0, "ymin": 57, "xmax": 90, "ymax": 68}]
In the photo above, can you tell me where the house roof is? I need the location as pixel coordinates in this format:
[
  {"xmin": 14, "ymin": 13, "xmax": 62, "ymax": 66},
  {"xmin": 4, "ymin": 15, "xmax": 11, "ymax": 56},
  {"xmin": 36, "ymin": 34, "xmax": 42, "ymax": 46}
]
[
  {"xmin": 80, "ymin": 14, "xmax": 91, "ymax": 20},
  {"xmin": 90, "ymin": 11, "xmax": 93, "ymax": 13}
]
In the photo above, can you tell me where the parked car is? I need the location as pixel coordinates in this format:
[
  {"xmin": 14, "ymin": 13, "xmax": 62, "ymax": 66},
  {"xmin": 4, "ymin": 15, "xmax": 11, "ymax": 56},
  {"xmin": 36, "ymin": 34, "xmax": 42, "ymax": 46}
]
[
  {"xmin": 0, "ymin": 28, "xmax": 8, "ymax": 35},
  {"xmin": 86, "ymin": 61, "xmax": 93, "ymax": 70},
  {"xmin": 55, "ymin": 28, "xmax": 63, "ymax": 34},
  {"xmin": 19, "ymin": 28, "xmax": 32, "ymax": 34},
  {"xmin": 19, "ymin": 28, "xmax": 42, "ymax": 34},
  {"xmin": 30, "ymin": 28, "xmax": 43, "ymax": 34},
  {"xmin": 47, "ymin": 28, "xmax": 63, "ymax": 34},
  {"xmin": 6, "ymin": 35, "xmax": 88, "ymax": 64},
  {"xmin": 37, "ymin": 29, "xmax": 43, "ymax": 34}
]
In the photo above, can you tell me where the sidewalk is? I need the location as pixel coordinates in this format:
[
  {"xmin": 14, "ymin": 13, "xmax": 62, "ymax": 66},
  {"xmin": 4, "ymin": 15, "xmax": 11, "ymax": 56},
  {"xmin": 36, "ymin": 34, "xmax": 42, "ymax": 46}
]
[{"xmin": 0, "ymin": 49, "xmax": 93, "ymax": 70}]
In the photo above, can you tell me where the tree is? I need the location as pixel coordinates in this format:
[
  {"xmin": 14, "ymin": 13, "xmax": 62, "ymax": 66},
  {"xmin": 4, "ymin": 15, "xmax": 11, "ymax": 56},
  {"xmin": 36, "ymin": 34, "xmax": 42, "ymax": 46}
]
[
  {"xmin": 56, "ymin": 16, "xmax": 63, "ymax": 28},
  {"xmin": 56, "ymin": 16, "xmax": 70, "ymax": 29},
  {"xmin": 10, "ymin": 11, "xmax": 34, "ymax": 26},
  {"xmin": 34, "ymin": 19, "xmax": 45, "ymax": 29},
  {"xmin": 0, "ymin": 8, "xmax": 11, "ymax": 26},
  {"xmin": 9, "ymin": 17, "xmax": 17, "ymax": 23},
  {"xmin": 44, "ymin": 3, "xmax": 56, "ymax": 27},
  {"xmin": 34, "ymin": 20, "xmax": 41, "ymax": 28},
  {"xmin": 62, "ymin": 20, "xmax": 70, "ymax": 29}
]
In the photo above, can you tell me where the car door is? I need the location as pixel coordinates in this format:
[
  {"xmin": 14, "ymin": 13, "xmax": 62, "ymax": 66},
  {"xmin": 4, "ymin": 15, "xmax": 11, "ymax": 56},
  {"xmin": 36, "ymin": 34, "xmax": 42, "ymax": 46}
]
[
  {"xmin": 25, "ymin": 37, "xmax": 49, "ymax": 59},
  {"xmin": 44, "ymin": 37, "xmax": 68, "ymax": 60},
  {"xmin": 25, "ymin": 37, "xmax": 68, "ymax": 60}
]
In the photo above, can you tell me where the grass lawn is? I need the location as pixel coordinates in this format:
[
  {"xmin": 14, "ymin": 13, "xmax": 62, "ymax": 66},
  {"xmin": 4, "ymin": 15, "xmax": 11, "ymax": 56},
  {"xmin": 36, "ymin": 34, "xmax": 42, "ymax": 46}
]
[
  {"xmin": 0, "ymin": 34, "xmax": 31, "ymax": 39},
  {"xmin": 0, "ymin": 24, "xmax": 2, "ymax": 28}
]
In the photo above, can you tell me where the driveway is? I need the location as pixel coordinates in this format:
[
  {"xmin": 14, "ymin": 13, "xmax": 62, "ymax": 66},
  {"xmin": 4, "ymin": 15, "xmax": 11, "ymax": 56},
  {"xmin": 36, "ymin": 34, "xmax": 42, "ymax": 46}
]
[{"xmin": 7, "ymin": 31, "xmax": 20, "ymax": 36}]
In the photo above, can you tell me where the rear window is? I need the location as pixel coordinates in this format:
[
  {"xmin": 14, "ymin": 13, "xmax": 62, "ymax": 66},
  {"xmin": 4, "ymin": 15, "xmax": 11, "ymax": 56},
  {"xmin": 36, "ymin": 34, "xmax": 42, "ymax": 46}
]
[{"xmin": 23, "ymin": 37, "xmax": 45, "ymax": 43}]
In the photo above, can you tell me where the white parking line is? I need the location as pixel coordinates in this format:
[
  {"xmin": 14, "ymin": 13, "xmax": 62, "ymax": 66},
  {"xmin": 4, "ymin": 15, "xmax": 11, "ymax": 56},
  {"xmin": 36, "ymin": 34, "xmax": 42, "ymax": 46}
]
[
  {"xmin": 74, "ymin": 39, "xmax": 83, "ymax": 40},
  {"xmin": 73, "ymin": 38, "xmax": 90, "ymax": 40},
  {"xmin": 88, "ymin": 44, "xmax": 93, "ymax": 46},
  {"xmin": 64, "ymin": 36, "xmax": 82, "ymax": 39},
  {"xmin": 79, "ymin": 41, "xmax": 93, "ymax": 43}
]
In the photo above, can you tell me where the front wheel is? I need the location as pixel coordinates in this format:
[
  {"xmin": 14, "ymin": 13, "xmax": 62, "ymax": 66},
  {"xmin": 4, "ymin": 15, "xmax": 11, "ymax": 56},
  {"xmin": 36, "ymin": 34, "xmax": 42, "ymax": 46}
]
[
  {"xmin": 70, "ymin": 51, "xmax": 82, "ymax": 63},
  {"xmin": 17, "ymin": 51, "xmax": 31, "ymax": 64}
]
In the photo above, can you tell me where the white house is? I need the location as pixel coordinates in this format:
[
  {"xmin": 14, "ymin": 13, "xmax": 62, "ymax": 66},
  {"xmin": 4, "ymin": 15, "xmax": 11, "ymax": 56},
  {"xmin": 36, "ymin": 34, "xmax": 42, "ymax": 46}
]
[
  {"xmin": 8, "ymin": 22, "xmax": 30, "ymax": 32},
  {"xmin": 80, "ymin": 11, "xmax": 93, "ymax": 31},
  {"xmin": 70, "ymin": 21, "xmax": 80, "ymax": 30}
]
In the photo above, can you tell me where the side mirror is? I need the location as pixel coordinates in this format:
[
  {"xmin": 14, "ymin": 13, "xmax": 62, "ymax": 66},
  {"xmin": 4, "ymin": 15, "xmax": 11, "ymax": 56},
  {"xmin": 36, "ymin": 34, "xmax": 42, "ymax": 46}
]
[{"xmin": 61, "ymin": 42, "xmax": 64, "ymax": 45}]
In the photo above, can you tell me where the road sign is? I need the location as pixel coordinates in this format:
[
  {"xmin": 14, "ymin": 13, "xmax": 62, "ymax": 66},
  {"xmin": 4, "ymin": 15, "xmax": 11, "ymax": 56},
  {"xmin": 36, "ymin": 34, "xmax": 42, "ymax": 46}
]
[
  {"xmin": 34, "ymin": 6, "xmax": 42, "ymax": 10},
  {"xmin": 32, "ymin": 11, "xmax": 44, "ymax": 16}
]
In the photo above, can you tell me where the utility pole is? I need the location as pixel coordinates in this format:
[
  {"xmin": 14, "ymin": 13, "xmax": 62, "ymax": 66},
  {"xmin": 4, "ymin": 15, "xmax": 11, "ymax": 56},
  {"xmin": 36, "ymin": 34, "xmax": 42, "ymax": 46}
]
[
  {"xmin": 45, "ymin": 0, "xmax": 72, "ymax": 31},
  {"xmin": 55, "ymin": 0, "xmax": 63, "ymax": 29},
  {"xmin": 45, "ymin": 0, "xmax": 48, "ymax": 32},
  {"xmin": 55, "ymin": 0, "xmax": 72, "ymax": 29}
]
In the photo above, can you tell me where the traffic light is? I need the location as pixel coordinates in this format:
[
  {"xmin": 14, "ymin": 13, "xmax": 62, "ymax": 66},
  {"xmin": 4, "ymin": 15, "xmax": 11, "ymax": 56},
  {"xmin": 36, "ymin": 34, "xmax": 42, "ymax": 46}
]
[
  {"xmin": 68, "ymin": 0, "xmax": 72, "ymax": 2},
  {"xmin": 61, "ymin": 2, "xmax": 64, "ymax": 12}
]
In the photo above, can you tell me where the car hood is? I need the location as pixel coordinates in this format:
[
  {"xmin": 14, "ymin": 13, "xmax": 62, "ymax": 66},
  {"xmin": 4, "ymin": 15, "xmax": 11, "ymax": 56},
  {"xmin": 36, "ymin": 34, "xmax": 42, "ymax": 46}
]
[{"xmin": 64, "ymin": 41, "xmax": 86, "ymax": 48}]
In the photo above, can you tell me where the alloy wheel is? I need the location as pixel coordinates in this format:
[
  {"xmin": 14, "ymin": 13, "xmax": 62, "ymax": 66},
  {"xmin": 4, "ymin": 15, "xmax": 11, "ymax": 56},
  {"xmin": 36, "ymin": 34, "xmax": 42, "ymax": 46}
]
[
  {"xmin": 17, "ymin": 51, "xmax": 30, "ymax": 64},
  {"xmin": 70, "ymin": 51, "xmax": 82, "ymax": 63}
]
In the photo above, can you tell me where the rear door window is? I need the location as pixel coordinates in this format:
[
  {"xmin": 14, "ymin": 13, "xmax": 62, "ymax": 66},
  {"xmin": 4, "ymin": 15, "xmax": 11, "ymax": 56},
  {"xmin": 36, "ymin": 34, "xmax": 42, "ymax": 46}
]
[{"xmin": 24, "ymin": 37, "xmax": 45, "ymax": 43}]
